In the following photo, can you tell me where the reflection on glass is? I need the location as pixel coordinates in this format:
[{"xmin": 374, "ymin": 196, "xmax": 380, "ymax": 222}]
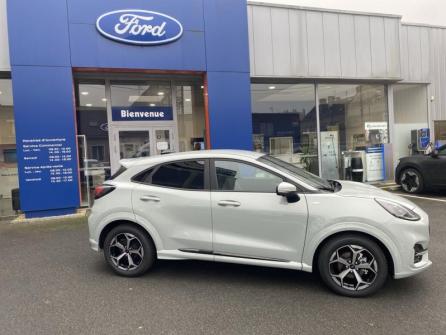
[
  {"xmin": 318, "ymin": 84, "xmax": 388, "ymax": 182},
  {"xmin": 0, "ymin": 79, "xmax": 19, "ymax": 217},
  {"xmin": 251, "ymin": 84, "xmax": 319, "ymax": 175},
  {"xmin": 176, "ymin": 83, "xmax": 206, "ymax": 151},
  {"xmin": 76, "ymin": 81, "xmax": 111, "ymax": 206},
  {"xmin": 111, "ymin": 81, "xmax": 171, "ymax": 108},
  {"xmin": 154, "ymin": 129, "xmax": 171, "ymax": 155},
  {"xmin": 119, "ymin": 131, "xmax": 151, "ymax": 158}
]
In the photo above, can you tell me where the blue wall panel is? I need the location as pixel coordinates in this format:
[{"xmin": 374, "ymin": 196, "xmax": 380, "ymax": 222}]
[
  {"xmin": 11, "ymin": 66, "xmax": 80, "ymax": 216},
  {"xmin": 207, "ymin": 71, "xmax": 253, "ymax": 149},
  {"xmin": 66, "ymin": 0, "xmax": 205, "ymax": 31},
  {"xmin": 69, "ymin": 24, "xmax": 206, "ymax": 70},
  {"xmin": 203, "ymin": 0, "xmax": 251, "ymax": 73},
  {"xmin": 7, "ymin": 0, "xmax": 71, "ymax": 66}
]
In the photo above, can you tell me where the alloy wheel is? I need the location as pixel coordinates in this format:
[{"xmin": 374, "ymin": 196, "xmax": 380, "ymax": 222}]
[
  {"xmin": 400, "ymin": 171, "xmax": 419, "ymax": 192},
  {"xmin": 109, "ymin": 233, "xmax": 144, "ymax": 271},
  {"xmin": 328, "ymin": 244, "xmax": 378, "ymax": 291}
]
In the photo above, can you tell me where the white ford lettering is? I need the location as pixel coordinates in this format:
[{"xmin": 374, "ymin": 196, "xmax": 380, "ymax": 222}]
[{"xmin": 115, "ymin": 14, "xmax": 167, "ymax": 37}]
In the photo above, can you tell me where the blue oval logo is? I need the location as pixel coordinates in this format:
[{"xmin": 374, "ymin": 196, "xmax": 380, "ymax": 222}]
[{"xmin": 96, "ymin": 9, "xmax": 183, "ymax": 45}]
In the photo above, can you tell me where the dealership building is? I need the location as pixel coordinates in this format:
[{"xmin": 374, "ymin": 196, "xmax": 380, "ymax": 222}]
[{"xmin": 0, "ymin": 0, "xmax": 445, "ymax": 218}]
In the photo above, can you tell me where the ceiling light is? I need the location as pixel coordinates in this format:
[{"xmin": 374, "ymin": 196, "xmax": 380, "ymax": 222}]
[
  {"xmin": 268, "ymin": 86, "xmax": 276, "ymax": 90},
  {"xmin": 101, "ymin": 98, "xmax": 107, "ymax": 102},
  {"xmin": 86, "ymin": 103, "xmax": 93, "ymax": 107},
  {"xmin": 0, "ymin": 91, "xmax": 2, "ymax": 95},
  {"xmin": 81, "ymin": 91, "xmax": 89, "ymax": 96},
  {"xmin": 149, "ymin": 103, "xmax": 156, "ymax": 107},
  {"xmin": 185, "ymin": 98, "xmax": 191, "ymax": 102},
  {"xmin": 157, "ymin": 92, "xmax": 164, "ymax": 96}
]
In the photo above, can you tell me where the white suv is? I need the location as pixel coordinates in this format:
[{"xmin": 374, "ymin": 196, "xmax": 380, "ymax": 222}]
[{"xmin": 88, "ymin": 150, "xmax": 431, "ymax": 297}]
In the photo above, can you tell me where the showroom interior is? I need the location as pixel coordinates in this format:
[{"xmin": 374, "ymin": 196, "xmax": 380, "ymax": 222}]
[{"xmin": 1, "ymin": 0, "xmax": 446, "ymax": 218}]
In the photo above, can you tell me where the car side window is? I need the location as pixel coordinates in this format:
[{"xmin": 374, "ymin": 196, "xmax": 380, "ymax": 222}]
[
  {"xmin": 438, "ymin": 147, "xmax": 446, "ymax": 156},
  {"xmin": 151, "ymin": 160, "xmax": 205, "ymax": 190},
  {"xmin": 132, "ymin": 168, "xmax": 154, "ymax": 184},
  {"xmin": 214, "ymin": 160, "xmax": 283, "ymax": 193}
]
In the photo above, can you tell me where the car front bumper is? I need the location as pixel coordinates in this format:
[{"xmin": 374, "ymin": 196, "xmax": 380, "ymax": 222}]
[{"xmin": 392, "ymin": 207, "xmax": 432, "ymax": 279}]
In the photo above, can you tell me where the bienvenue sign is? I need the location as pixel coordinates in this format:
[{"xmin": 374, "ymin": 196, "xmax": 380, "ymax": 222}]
[
  {"xmin": 96, "ymin": 9, "xmax": 183, "ymax": 45},
  {"xmin": 112, "ymin": 107, "xmax": 173, "ymax": 121}
]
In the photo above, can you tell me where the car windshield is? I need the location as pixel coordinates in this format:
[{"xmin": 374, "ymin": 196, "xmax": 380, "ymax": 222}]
[{"xmin": 258, "ymin": 155, "xmax": 334, "ymax": 190}]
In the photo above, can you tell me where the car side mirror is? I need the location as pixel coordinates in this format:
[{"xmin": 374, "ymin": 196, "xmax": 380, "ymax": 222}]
[{"xmin": 276, "ymin": 182, "xmax": 300, "ymax": 203}]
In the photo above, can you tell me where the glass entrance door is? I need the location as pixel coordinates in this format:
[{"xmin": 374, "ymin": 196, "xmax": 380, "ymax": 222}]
[{"xmin": 112, "ymin": 126, "xmax": 176, "ymax": 172}]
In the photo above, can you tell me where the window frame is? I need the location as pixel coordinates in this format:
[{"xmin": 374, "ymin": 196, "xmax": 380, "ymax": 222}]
[
  {"xmin": 131, "ymin": 159, "xmax": 210, "ymax": 191},
  {"xmin": 210, "ymin": 158, "xmax": 300, "ymax": 193}
]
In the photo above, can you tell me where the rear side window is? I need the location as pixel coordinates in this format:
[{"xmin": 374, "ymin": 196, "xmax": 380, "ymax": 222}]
[
  {"xmin": 151, "ymin": 160, "xmax": 205, "ymax": 190},
  {"xmin": 132, "ymin": 168, "xmax": 154, "ymax": 183}
]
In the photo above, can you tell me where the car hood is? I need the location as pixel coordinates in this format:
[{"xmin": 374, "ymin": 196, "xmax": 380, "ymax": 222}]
[{"xmin": 336, "ymin": 180, "xmax": 417, "ymax": 209}]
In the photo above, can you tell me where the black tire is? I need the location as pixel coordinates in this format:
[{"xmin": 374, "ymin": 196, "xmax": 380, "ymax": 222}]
[
  {"xmin": 399, "ymin": 168, "xmax": 424, "ymax": 193},
  {"xmin": 317, "ymin": 234, "xmax": 388, "ymax": 297},
  {"xmin": 103, "ymin": 224, "xmax": 156, "ymax": 277}
]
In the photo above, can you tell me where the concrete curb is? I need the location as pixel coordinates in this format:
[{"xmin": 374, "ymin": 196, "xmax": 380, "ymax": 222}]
[{"xmin": 9, "ymin": 208, "xmax": 89, "ymax": 225}]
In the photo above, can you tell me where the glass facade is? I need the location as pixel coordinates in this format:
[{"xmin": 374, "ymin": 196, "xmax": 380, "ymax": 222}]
[
  {"xmin": 75, "ymin": 76, "xmax": 206, "ymax": 206},
  {"xmin": 318, "ymin": 84, "xmax": 388, "ymax": 182},
  {"xmin": 251, "ymin": 84, "xmax": 319, "ymax": 175},
  {"xmin": 75, "ymin": 80, "xmax": 110, "ymax": 206},
  {"xmin": 0, "ymin": 78, "xmax": 18, "ymax": 217},
  {"xmin": 251, "ymin": 83, "xmax": 389, "ymax": 182},
  {"xmin": 393, "ymin": 84, "xmax": 428, "ymax": 166},
  {"xmin": 176, "ymin": 83, "xmax": 206, "ymax": 152}
]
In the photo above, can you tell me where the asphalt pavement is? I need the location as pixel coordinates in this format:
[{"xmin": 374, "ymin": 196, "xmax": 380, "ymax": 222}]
[{"xmin": 0, "ymin": 194, "xmax": 445, "ymax": 335}]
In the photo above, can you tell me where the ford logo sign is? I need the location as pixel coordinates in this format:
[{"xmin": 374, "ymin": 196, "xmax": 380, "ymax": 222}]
[{"xmin": 96, "ymin": 9, "xmax": 183, "ymax": 45}]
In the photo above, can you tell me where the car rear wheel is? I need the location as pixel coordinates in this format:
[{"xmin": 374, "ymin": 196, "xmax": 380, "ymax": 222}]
[
  {"xmin": 400, "ymin": 168, "xmax": 424, "ymax": 193},
  {"xmin": 103, "ymin": 224, "xmax": 156, "ymax": 277},
  {"xmin": 318, "ymin": 234, "xmax": 388, "ymax": 297}
]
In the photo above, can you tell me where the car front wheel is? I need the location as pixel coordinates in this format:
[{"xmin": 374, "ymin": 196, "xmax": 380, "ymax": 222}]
[
  {"xmin": 318, "ymin": 234, "xmax": 388, "ymax": 297},
  {"xmin": 400, "ymin": 168, "xmax": 424, "ymax": 193},
  {"xmin": 103, "ymin": 224, "xmax": 156, "ymax": 277}
]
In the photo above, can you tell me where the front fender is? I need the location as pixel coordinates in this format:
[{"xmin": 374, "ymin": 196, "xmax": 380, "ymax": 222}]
[{"xmin": 301, "ymin": 222, "xmax": 402, "ymax": 275}]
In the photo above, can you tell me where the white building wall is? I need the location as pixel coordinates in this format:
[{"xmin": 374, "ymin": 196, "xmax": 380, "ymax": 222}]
[
  {"xmin": 0, "ymin": 0, "xmax": 10, "ymax": 71},
  {"xmin": 248, "ymin": 3, "xmax": 402, "ymax": 80}
]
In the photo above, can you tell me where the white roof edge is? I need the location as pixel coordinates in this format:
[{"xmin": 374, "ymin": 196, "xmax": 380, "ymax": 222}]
[
  {"xmin": 247, "ymin": 1, "xmax": 402, "ymax": 19},
  {"xmin": 402, "ymin": 22, "xmax": 446, "ymax": 30}
]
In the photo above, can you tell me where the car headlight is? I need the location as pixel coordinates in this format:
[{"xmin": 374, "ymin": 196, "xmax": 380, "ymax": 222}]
[{"xmin": 375, "ymin": 198, "xmax": 421, "ymax": 221}]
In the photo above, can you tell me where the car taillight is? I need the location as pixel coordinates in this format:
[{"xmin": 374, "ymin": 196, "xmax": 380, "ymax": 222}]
[{"xmin": 94, "ymin": 185, "xmax": 115, "ymax": 200}]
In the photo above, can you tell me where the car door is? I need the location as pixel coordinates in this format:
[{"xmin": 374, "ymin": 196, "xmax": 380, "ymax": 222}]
[
  {"xmin": 432, "ymin": 146, "xmax": 446, "ymax": 186},
  {"xmin": 132, "ymin": 159, "xmax": 212, "ymax": 252},
  {"xmin": 422, "ymin": 145, "xmax": 446, "ymax": 187},
  {"xmin": 210, "ymin": 159, "xmax": 308, "ymax": 264}
]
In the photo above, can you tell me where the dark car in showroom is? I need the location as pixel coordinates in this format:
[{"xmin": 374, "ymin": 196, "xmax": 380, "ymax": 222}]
[{"xmin": 396, "ymin": 144, "xmax": 446, "ymax": 193}]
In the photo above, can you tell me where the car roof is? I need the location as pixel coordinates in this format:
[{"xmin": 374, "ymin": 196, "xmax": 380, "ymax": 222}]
[{"xmin": 119, "ymin": 150, "xmax": 265, "ymax": 168}]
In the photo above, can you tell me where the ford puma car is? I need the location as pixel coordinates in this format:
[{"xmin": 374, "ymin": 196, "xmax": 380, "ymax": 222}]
[{"xmin": 88, "ymin": 150, "xmax": 431, "ymax": 297}]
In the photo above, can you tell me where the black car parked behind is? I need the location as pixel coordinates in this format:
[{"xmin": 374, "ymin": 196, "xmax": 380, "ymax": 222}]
[{"xmin": 395, "ymin": 144, "xmax": 446, "ymax": 193}]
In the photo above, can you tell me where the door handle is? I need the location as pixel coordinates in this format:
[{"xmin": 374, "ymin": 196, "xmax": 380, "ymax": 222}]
[
  {"xmin": 218, "ymin": 200, "xmax": 241, "ymax": 207},
  {"xmin": 140, "ymin": 195, "xmax": 160, "ymax": 202}
]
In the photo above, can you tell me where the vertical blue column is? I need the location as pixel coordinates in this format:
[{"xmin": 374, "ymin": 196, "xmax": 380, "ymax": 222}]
[
  {"xmin": 7, "ymin": 0, "xmax": 80, "ymax": 217},
  {"xmin": 203, "ymin": 0, "xmax": 253, "ymax": 150}
]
